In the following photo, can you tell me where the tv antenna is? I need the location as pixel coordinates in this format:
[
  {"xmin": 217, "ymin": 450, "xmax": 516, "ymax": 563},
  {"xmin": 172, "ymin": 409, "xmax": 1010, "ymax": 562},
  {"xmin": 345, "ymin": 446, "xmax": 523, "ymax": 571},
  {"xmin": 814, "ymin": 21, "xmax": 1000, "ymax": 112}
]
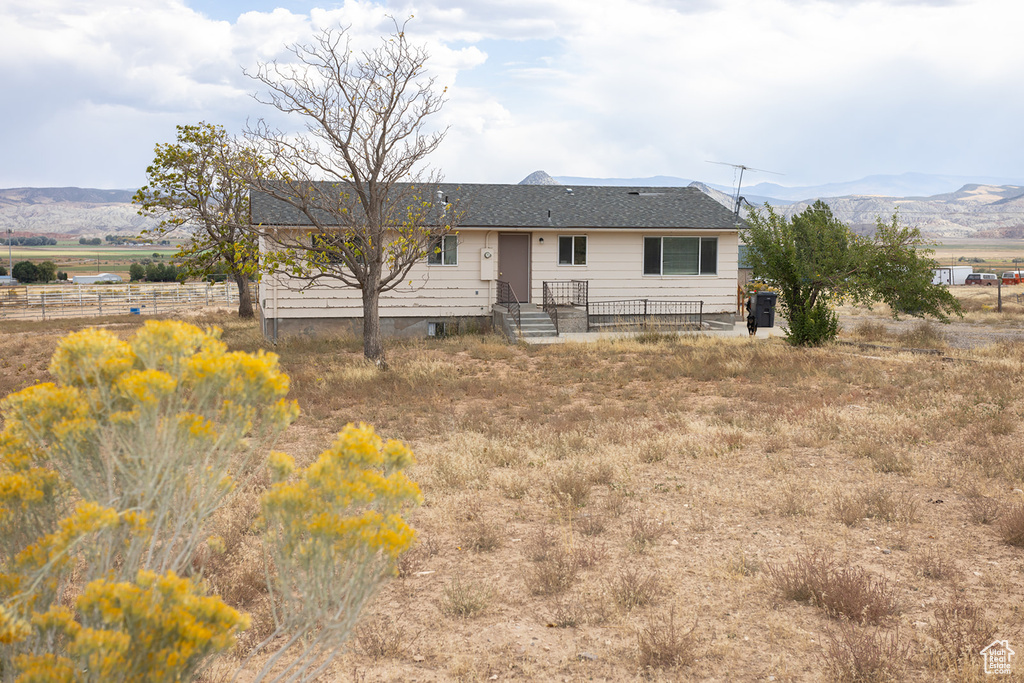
[{"xmin": 707, "ymin": 161, "xmax": 783, "ymax": 216}]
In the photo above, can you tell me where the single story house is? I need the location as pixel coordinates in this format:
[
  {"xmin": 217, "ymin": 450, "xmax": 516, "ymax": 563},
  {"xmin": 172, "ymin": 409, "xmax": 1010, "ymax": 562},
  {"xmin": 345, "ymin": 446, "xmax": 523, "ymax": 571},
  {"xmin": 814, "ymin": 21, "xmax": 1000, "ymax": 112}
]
[{"xmin": 253, "ymin": 183, "xmax": 743, "ymax": 340}]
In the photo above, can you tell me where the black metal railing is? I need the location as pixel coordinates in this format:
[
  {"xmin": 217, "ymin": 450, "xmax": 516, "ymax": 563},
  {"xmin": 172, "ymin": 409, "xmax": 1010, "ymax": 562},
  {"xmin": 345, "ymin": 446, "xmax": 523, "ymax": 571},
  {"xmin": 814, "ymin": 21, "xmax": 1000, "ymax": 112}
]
[
  {"xmin": 496, "ymin": 280, "xmax": 521, "ymax": 333},
  {"xmin": 542, "ymin": 280, "xmax": 588, "ymax": 307},
  {"xmin": 541, "ymin": 280, "xmax": 589, "ymax": 336},
  {"xmin": 586, "ymin": 299, "xmax": 703, "ymax": 332}
]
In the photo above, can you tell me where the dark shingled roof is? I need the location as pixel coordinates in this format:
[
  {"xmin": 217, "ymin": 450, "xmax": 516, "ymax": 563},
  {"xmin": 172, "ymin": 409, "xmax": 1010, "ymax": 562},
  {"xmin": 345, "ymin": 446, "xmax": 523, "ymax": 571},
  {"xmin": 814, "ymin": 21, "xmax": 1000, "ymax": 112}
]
[{"xmin": 251, "ymin": 183, "xmax": 742, "ymax": 230}]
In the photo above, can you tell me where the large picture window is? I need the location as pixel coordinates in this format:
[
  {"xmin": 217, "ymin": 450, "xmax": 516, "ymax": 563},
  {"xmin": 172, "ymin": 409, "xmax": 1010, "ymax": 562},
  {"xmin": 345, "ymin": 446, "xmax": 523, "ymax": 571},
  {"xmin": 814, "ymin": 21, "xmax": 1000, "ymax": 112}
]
[
  {"xmin": 428, "ymin": 234, "xmax": 458, "ymax": 265},
  {"xmin": 643, "ymin": 236, "xmax": 717, "ymax": 275},
  {"xmin": 558, "ymin": 235, "xmax": 587, "ymax": 265}
]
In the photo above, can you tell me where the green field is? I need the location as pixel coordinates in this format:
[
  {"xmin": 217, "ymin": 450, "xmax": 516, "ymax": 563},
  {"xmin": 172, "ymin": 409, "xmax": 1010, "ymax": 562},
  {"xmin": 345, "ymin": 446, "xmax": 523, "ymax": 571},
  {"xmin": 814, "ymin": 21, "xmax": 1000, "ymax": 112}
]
[{"xmin": 1, "ymin": 241, "xmax": 182, "ymax": 278}]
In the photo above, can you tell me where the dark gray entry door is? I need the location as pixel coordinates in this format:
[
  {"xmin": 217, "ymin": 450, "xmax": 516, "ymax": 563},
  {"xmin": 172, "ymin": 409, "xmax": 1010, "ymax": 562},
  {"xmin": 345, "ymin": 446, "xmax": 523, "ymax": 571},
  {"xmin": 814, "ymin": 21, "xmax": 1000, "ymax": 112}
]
[{"xmin": 498, "ymin": 233, "xmax": 530, "ymax": 303}]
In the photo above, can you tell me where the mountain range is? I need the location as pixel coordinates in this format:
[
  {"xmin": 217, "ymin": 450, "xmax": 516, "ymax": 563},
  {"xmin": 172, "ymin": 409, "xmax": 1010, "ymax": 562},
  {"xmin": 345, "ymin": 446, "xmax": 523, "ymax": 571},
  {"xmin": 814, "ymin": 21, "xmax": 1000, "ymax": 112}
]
[
  {"xmin": 525, "ymin": 171, "xmax": 1024, "ymax": 238},
  {"xmin": 3, "ymin": 172, "xmax": 1024, "ymax": 239}
]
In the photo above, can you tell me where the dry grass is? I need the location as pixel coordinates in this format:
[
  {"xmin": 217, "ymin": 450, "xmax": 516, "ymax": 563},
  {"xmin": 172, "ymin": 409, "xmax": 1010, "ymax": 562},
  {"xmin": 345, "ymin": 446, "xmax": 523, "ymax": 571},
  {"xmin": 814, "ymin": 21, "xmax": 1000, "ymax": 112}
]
[
  {"xmin": 767, "ymin": 551, "xmax": 900, "ymax": 624},
  {"xmin": 822, "ymin": 622, "xmax": 910, "ymax": 683},
  {"xmin": 4, "ymin": 308, "xmax": 1024, "ymax": 681},
  {"xmin": 635, "ymin": 606, "xmax": 698, "ymax": 671}
]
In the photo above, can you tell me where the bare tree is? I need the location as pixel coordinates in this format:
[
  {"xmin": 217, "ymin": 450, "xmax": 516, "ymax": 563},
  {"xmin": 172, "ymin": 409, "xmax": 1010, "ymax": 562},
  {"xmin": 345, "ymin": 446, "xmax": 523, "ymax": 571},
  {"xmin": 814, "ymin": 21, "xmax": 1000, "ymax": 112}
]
[{"xmin": 245, "ymin": 20, "xmax": 453, "ymax": 367}]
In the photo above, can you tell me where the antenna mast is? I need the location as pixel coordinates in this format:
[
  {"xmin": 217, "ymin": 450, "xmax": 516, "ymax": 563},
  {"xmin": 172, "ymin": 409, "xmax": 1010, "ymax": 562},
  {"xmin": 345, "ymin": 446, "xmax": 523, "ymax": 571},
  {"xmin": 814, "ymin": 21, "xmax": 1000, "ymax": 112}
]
[{"xmin": 706, "ymin": 161, "xmax": 783, "ymax": 216}]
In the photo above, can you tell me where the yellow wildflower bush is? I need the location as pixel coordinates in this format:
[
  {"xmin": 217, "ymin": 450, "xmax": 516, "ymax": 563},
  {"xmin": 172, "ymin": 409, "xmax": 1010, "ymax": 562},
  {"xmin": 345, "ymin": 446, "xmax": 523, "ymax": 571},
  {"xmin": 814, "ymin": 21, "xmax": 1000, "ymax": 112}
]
[{"xmin": 0, "ymin": 320, "xmax": 420, "ymax": 683}]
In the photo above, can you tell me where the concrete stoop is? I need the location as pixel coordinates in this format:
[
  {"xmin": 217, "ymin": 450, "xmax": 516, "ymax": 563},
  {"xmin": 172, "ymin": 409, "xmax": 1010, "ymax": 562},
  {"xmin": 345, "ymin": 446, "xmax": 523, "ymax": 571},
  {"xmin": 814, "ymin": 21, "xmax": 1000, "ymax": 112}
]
[{"xmin": 516, "ymin": 305, "xmax": 558, "ymax": 338}]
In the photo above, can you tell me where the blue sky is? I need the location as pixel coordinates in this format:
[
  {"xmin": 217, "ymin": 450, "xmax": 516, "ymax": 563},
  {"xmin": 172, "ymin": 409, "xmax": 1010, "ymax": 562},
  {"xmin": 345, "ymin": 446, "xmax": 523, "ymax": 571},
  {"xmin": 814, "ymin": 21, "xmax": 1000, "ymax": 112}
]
[{"xmin": 2, "ymin": 0, "xmax": 1023, "ymax": 191}]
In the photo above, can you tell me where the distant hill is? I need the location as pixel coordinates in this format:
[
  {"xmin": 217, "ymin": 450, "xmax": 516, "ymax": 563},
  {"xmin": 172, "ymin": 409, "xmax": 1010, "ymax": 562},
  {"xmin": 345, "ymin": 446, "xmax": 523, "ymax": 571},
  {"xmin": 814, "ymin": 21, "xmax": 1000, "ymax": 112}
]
[
  {"xmin": 540, "ymin": 172, "xmax": 1024, "ymax": 238},
  {"xmin": 0, "ymin": 187, "xmax": 158, "ymax": 236}
]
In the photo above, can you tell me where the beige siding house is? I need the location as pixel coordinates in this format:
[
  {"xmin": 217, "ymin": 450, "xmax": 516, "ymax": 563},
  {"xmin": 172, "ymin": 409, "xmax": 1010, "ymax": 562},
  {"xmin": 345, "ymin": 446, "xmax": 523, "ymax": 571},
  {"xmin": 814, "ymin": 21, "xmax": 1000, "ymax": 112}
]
[{"xmin": 253, "ymin": 184, "xmax": 742, "ymax": 339}]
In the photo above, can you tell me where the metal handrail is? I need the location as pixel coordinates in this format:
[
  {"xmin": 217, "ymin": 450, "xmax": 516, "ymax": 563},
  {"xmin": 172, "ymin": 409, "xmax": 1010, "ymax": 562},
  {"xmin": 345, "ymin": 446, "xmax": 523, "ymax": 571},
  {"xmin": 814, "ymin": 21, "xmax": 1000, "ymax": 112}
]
[
  {"xmin": 586, "ymin": 299, "xmax": 703, "ymax": 331},
  {"xmin": 542, "ymin": 283, "xmax": 559, "ymax": 336},
  {"xmin": 496, "ymin": 280, "xmax": 521, "ymax": 333}
]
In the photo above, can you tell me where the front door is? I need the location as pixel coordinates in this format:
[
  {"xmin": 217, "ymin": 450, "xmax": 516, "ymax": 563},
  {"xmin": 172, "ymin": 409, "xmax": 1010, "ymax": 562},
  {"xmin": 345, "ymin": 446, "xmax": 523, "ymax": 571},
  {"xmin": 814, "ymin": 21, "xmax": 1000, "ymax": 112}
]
[{"xmin": 498, "ymin": 233, "xmax": 530, "ymax": 303}]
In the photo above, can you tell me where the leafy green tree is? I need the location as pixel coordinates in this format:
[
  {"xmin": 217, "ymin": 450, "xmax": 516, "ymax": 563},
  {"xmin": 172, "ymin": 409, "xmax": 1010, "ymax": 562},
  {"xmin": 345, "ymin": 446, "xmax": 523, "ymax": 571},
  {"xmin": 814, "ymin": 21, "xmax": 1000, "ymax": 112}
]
[
  {"xmin": 37, "ymin": 261, "xmax": 57, "ymax": 283},
  {"xmin": 11, "ymin": 261, "xmax": 39, "ymax": 284},
  {"xmin": 245, "ymin": 21, "xmax": 454, "ymax": 367},
  {"xmin": 743, "ymin": 201, "xmax": 960, "ymax": 345},
  {"xmin": 129, "ymin": 263, "xmax": 145, "ymax": 282},
  {"xmin": 0, "ymin": 266, "xmax": 6, "ymax": 276},
  {"xmin": 134, "ymin": 123, "xmax": 265, "ymax": 319}
]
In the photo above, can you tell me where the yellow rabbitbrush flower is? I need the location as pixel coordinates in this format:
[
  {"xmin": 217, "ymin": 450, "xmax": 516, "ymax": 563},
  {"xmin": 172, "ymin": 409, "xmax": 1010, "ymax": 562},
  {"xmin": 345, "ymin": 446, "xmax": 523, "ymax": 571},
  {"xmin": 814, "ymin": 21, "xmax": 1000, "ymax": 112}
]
[
  {"xmin": 115, "ymin": 369, "xmax": 178, "ymax": 407},
  {"xmin": 48, "ymin": 328, "xmax": 134, "ymax": 388},
  {"xmin": 69, "ymin": 570, "xmax": 248, "ymax": 683},
  {"xmin": 14, "ymin": 501, "xmax": 119, "ymax": 573},
  {"xmin": 262, "ymin": 423, "xmax": 422, "ymax": 562}
]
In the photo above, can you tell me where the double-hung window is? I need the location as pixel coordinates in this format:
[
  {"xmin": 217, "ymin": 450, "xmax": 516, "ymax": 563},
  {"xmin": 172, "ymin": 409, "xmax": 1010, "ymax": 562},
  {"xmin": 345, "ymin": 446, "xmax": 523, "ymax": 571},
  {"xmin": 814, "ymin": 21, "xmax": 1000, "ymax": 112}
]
[
  {"xmin": 643, "ymin": 236, "xmax": 717, "ymax": 275},
  {"xmin": 428, "ymin": 234, "xmax": 458, "ymax": 265},
  {"xmin": 558, "ymin": 235, "xmax": 587, "ymax": 265}
]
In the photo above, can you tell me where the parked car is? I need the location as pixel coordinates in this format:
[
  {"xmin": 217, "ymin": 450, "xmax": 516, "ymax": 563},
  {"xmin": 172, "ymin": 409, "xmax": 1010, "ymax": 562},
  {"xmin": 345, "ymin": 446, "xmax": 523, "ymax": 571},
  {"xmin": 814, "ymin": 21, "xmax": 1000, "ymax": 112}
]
[
  {"xmin": 965, "ymin": 273, "xmax": 999, "ymax": 286},
  {"xmin": 1001, "ymin": 271, "xmax": 1023, "ymax": 285}
]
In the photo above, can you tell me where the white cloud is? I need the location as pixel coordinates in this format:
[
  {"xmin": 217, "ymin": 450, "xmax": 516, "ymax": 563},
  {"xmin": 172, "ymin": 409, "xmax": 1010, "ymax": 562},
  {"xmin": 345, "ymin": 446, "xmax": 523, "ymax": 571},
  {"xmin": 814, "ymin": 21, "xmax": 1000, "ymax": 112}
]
[{"xmin": 2, "ymin": 0, "xmax": 1023, "ymax": 188}]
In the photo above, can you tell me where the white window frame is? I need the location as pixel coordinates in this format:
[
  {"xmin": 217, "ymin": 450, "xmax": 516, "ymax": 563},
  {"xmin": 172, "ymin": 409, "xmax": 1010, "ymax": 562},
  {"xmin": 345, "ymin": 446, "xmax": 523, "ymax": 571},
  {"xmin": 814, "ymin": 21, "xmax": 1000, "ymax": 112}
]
[
  {"xmin": 558, "ymin": 235, "xmax": 587, "ymax": 266},
  {"xmin": 643, "ymin": 236, "xmax": 718, "ymax": 276},
  {"xmin": 427, "ymin": 234, "xmax": 458, "ymax": 266}
]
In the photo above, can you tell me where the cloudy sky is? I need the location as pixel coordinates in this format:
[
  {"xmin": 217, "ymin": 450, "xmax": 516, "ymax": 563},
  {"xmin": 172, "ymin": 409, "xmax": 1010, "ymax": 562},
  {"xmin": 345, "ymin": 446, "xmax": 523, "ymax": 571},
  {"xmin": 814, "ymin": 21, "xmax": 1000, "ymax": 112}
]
[{"xmin": 2, "ymin": 0, "xmax": 1022, "ymax": 191}]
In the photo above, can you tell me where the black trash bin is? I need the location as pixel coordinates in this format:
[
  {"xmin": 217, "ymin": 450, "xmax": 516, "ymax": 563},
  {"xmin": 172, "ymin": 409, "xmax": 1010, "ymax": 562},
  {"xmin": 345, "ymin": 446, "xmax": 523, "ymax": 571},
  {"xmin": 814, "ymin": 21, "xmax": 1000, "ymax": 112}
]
[{"xmin": 753, "ymin": 291, "xmax": 777, "ymax": 328}]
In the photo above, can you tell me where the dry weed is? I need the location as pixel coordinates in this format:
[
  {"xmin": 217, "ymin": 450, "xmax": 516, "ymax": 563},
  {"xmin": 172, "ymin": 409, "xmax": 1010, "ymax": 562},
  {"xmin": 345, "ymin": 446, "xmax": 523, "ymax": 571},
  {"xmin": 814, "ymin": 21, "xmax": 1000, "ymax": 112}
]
[
  {"xmin": 527, "ymin": 546, "xmax": 579, "ymax": 596},
  {"xmin": 998, "ymin": 503, "xmax": 1024, "ymax": 547},
  {"xmin": 929, "ymin": 591, "xmax": 997, "ymax": 675},
  {"xmin": 439, "ymin": 577, "xmax": 491, "ymax": 618},
  {"xmin": 767, "ymin": 551, "xmax": 900, "ymax": 625},
  {"xmin": 628, "ymin": 509, "xmax": 667, "ymax": 553},
  {"xmin": 355, "ymin": 615, "xmax": 417, "ymax": 660},
  {"xmin": 636, "ymin": 606, "xmax": 698, "ymax": 671},
  {"xmin": 609, "ymin": 565, "xmax": 663, "ymax": 611},
  {"xmin": 822, "ymin": 622, "xmax": 910, "ymax": 683}
]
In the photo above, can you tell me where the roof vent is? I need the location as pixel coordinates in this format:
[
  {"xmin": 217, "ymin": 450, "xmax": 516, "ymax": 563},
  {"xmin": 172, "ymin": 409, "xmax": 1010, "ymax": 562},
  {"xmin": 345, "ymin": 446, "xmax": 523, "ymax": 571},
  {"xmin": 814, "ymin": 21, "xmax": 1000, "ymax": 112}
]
[{"xmin": 565, "ymin": 188, "xmax": 574, "ymax": 195}]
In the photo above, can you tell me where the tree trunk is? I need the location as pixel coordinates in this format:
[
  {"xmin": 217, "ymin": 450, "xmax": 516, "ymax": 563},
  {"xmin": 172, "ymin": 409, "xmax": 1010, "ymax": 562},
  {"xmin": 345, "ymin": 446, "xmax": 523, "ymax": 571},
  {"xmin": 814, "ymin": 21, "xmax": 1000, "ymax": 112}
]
[
  {"xmin": 234, "ymin": 270, "xmax": 254, "ymax": 319},
  {"xmin": 361, "ymin": 285, "xmax": 387, "ymax": 369}
]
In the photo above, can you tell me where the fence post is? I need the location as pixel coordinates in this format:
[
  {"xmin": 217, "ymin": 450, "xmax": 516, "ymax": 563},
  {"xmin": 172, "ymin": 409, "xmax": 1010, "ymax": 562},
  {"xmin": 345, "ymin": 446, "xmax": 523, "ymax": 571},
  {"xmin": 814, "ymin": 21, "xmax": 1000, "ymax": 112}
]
[
  {"xmin": 41, "ymin": 291, "xmax": 46, "ymax": 321},
  {"xmin": 206, "ymin": 284, "xmax": 210, "ymax": 306}
]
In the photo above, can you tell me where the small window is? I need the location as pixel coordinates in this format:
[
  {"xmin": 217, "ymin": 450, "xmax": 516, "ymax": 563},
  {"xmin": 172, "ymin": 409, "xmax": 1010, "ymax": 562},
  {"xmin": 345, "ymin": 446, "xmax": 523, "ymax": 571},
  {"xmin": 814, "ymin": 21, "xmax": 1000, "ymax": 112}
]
[
  {"xmin": 558, "ymin": 235, "xmax": 587, "ymax": 265},
  {"xmin": 428, "ymin": 234, "xmax": 458, "ymax": 265},
  {"xmin": 643, "ymin": 236, "xmax": 717, "ymax": 275}
]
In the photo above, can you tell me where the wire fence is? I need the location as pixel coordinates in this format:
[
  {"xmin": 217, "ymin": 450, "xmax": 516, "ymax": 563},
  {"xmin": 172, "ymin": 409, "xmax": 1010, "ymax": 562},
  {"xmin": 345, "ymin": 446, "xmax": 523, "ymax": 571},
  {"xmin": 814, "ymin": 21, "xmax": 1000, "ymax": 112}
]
[{"xmin": 0, "ymin": 282, "xmax": 244, "ymax": 321}]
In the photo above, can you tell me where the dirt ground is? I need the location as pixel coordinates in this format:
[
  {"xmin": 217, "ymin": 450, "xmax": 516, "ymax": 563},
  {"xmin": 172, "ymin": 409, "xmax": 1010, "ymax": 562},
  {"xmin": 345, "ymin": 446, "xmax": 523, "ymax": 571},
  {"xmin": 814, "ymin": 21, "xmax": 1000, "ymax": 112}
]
[{"xmin": 2, "ymin": 293, "xmax": 1024, "ymax": 682}]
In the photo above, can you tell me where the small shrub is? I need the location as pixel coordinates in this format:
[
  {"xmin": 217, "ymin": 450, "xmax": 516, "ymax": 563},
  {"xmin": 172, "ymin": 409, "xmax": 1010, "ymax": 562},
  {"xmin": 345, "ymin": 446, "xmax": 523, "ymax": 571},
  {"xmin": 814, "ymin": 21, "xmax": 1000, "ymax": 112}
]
[
  {"xmin": 832, "ymin": 487, "xmax": 918, "ymax": 527},
  {"xmin": 767, "ymin": 551, "xmax": 899, "ymax": 624},
  {"xmin": 629, "ymin": 509, "xmax": 667, "ymax": 552},
  {"xmin": 549, "ymin": 466, "xmax": 592, "ymax": 509},
  {"xmin": 524, "ymin": 527, "xmax": 559, "ymax": 563},
  {"xmin": 822, "ymin": 622, "xmax": 910, "ymax": 683},
  {"xmin": 929, "ymin": 591, "xmax": 996, "ymax": 674},
  {"xmin": 912, "ymin": 548, "xmax": 959, "ymax": 581},
  {"xmin": 965, "ymin": 495, "xmax": 1002, "ymax": 526},
  {"xmin": 575, "ymin": 511, "xmax": 607, "ymax": 536},
  {"xmin": 462, "ymin": 516, "xmax": 504, "ymax": 553},
  {"xmin": 726, "ymin": 549, "xmax": 761, "ymax": 578},
  {"xmin": 440, "ymin": 577, "xmax": 491, "ymax": 618},
  {"xmin": 636, "ymin": 606, "xmax": 698, "ymax": 670},
  {"xmin": 998, "ymin": 503, "xmax": 1024, "ymax": 547},
  {"xmin": 571, "ymin": 538, "xmax": 608, "ymax": 569},
  {"xmin": 355, "ymin": 615, "xmax": 415, "ymax": 660},
  {"xmin": 897, "ymin": 320, "xmax": 946, "ymax": 349},
  {"xmin": 527, "ymin": 546, "xmax": 579, "ymax": 596},
  {"xmin": 610, "ymin": 565, "xmax": 663, "ymax": 611},
  {"xmin": 853, "ymin": 321, "xmax": 893, "ymax": 343},
  {"xmin": 777, "ymin": 483, "xmax": 813, "ymax": 517}
]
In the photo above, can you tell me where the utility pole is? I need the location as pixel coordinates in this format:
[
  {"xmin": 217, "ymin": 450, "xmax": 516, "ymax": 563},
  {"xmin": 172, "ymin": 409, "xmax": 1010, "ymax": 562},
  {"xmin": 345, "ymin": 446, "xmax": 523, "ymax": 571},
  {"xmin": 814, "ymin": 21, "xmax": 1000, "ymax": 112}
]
[{"xmin": 6, "ymin": 229, "xmax": 11, "ymax": 276}]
